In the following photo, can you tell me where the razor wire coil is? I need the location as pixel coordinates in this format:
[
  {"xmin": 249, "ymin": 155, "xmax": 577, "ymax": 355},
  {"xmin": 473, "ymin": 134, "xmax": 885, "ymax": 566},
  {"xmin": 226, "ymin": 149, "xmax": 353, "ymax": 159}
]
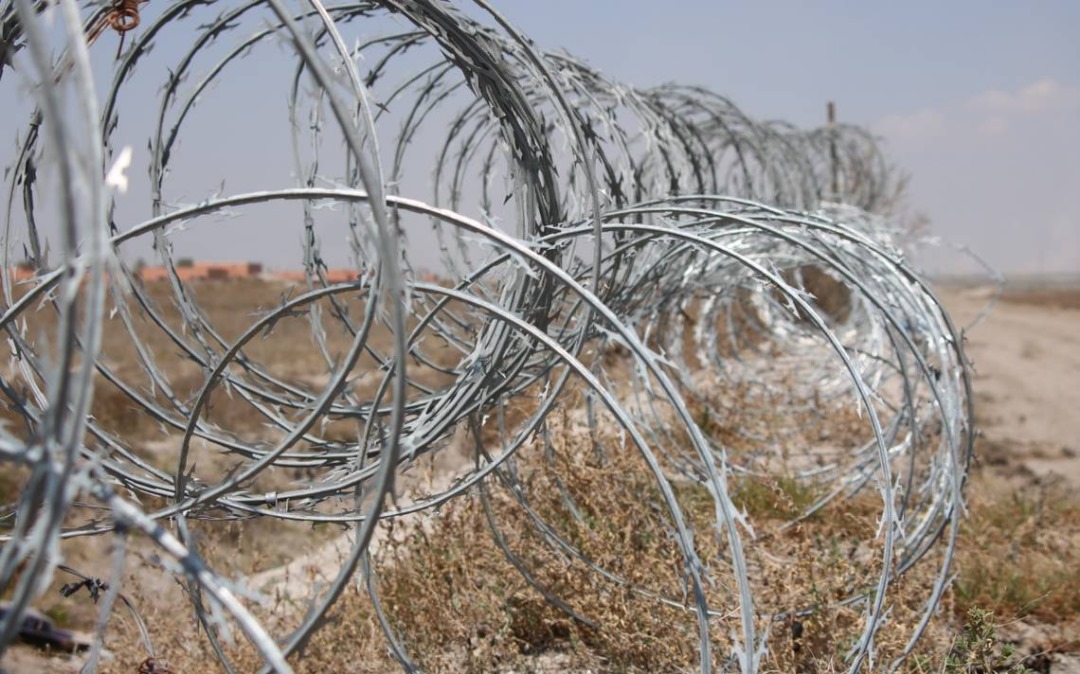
[{"xmin": 0, "ymin": 1, "xmax": 973, "ymax": 671}]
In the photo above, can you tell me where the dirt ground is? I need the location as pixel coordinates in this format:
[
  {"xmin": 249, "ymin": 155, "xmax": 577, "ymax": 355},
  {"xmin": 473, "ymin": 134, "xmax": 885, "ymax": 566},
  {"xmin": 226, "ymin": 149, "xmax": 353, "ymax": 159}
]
[
  {"xmin": 3, "ymin": 282, "xmax": 1080, "ymax": 672},
  {"xmin": 940, "ymin": 285, "xmax": 1080, "ymax": 487},
  {"xmin": 939, "ymin": 285, "xmax": 1080, "ymax": 673}
]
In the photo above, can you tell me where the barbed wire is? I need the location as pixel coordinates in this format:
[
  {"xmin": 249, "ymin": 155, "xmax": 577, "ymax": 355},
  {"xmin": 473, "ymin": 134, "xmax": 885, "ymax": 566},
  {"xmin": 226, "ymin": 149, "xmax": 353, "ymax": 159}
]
[{"xmin": 0, "ymin": 0, "xmax": 972, "ymax": 671}]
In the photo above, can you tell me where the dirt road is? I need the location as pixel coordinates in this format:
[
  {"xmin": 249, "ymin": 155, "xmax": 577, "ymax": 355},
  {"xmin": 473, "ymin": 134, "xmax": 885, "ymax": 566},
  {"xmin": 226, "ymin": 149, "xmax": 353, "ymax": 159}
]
[{"xmin": 941, "ymin": 286, "xmax": 1080, "ymax": 486}]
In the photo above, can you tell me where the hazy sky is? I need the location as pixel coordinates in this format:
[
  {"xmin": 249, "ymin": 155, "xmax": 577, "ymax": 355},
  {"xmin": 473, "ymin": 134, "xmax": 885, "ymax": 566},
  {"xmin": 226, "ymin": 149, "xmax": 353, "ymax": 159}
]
[
  {"xmin": 495, "ymin": 1, "xmax": 1080, "ymax": 276},
  {"xmin": 2, "ymin": 1, "xmax": 1077, "ymax": 277}
]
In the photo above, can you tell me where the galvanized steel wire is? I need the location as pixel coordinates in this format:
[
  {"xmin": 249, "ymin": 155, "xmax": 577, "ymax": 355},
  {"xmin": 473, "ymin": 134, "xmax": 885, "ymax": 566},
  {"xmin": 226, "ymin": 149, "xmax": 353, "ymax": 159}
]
[{"xmin": 0, "ymin": 0, "xmax": 972, "ymax": 671}]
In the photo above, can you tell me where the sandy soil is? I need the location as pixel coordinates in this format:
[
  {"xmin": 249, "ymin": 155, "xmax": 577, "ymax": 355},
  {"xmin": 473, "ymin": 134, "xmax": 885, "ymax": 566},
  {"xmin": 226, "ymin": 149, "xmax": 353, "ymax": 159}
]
[{"xmin": 940, "ymin": 286, "xmax": 1080, "ymax": 486}]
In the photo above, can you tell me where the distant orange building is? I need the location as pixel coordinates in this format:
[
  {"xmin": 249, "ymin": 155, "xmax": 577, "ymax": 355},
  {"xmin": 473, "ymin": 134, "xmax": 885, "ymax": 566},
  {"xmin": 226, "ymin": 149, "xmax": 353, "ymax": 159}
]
[
  {"xmin": 138, "ymin": 261, "xmax": 263, "ymax": 283},
  {"xmin": 268, "ymin": 268, "xmax": 361, "ymax": 284}
]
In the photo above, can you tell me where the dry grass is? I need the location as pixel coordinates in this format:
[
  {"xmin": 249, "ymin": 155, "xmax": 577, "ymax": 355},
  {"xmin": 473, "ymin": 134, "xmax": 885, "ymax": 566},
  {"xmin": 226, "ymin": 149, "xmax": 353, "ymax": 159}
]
[
  {"xmin": 97, "ymin": 404, "xmax": 960, "ymax": 673},
  {"xmin": 96, "ymin": 446, "xmax": 1066, "ymax": 672},
  {"xmin": 3, "ymin": 279, "xmax": 1077, "ymax": 672},
  {"xmin": 953, "ymin": 473, "xmax": 1080, "ymax": 624},
  {"xmin": 1000, "ymin": 287, "xmax": 1080, "ymax": 311}
]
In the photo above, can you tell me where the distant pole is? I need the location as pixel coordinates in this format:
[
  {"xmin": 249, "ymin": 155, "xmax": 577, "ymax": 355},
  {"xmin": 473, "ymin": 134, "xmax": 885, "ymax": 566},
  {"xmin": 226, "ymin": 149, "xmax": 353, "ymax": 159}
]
[{"xmin": 827, "ymin": 101, "xmax": 839, "ymax": 199}]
